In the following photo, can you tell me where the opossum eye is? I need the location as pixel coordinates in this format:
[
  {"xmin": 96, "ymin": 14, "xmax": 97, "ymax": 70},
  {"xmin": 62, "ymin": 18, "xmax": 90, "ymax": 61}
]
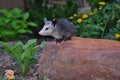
[{"xmin": 45, "ymin": 28, "xmax": 49, "ymax": 30}]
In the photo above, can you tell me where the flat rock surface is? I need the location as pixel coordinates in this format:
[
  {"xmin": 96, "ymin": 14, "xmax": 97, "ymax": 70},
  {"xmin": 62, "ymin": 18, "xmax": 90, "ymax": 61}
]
[{"xmin": 39, "ymin": 37, "xmax": 120, "ymax": 80}]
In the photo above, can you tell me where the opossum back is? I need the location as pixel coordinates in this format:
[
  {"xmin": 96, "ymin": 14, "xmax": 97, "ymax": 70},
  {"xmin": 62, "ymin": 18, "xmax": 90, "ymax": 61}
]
[{"xmin": 55, "ymin": 18, "xmax": 75, "ymax": 33}]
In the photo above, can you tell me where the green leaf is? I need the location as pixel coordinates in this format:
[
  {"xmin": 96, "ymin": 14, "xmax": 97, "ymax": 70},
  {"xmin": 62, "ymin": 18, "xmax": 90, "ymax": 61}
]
[
  {"xmin": 0, "ymin": 9, "xmax": 11, "ymax": 18},
  {"xmin": 0, "ymin": 30, "xmax": 16, "ymax": 39},
  {"xmin": 12, "ymin": 45, "xmax": 22, "ymax": 63},
  {"xmin": 0, "ymin": 42, "xmax": 20, "ymax": 62},
  {"xmin": 12, "ymin": 8, "xmax": 22, "ymax": 17},
  {"xmin": 13, "ymin": 45, "xmax": 23, "ymax": 55},
  {"xmin": 21, "ymin": 48, "xmax": 31, "ymax": 60},
  {"xmin": 16, "ymin": 41, "xmax": 23, "ymax": 46},
  {"xmin": 39, "ymin": 41, "xmax": 45, "ymax": 47},
  {"xmin": 0, "ymin": 41, "xmax": 16, "ymax": 57},
  {"xmin": 17, "ymin": 29, "xmax": 32, "ymax": 33},
  {"xmin": 0, "ymin": 17, "xmax": 5, "ymax": 25},
  {"xmin": 44, "ymin": 75, "xmax": 47, "ymax": 80},
  {"xmin": 11, "ymin": 20, "xmax": 21, "ymax": 29},
  {"xmin": 0, "ymin": 8, "xmax": 7, "ymax": 13},
  {"xmin": 23, "ymin": 12, "xmax": 29, "ymax": 20},
  {"xmin": 29, "ymin": 57, "xmax": 38, "ymax": 64},
  {"xmin": 3, "ymin": 18, "xmax": 11, "ymax": 24},
  {"xmin": 23, "ymin": 39, "xmax": 37, "ymax": 50},
  {"xmin": 28, "ymin": 22, "xmax": 38, "ymax": 27}
]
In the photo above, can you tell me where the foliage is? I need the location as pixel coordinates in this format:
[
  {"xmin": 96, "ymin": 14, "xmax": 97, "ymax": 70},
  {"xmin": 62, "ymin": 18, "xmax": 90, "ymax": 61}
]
[
  {"xmin": 43, "ymin": 76, "xmax": 47, "ymax": 80},
  {"xmin": 51, "ymin": 0, "xmax": 77, "ymax": 18},
  {"xmin": 0, "ymin": 8, "xmax": 37, "ymax": 41},
  {"xmin": 86, "ymin": 0, "xmax": 119, "ymax": 9},
  {"xmin": 25, "ymin": 0, "xmax": 78, "ymax": 37},
  {"xmin": 0, "ymin": 39, "xmax": 44, "ymax": 76},
  {"xmin": 0, "ymin": 78, "xmax": 6, "ymax": 80},
  {"xmin": 69, "ymin": 2, "xmax": 120, "ymax": 40}
]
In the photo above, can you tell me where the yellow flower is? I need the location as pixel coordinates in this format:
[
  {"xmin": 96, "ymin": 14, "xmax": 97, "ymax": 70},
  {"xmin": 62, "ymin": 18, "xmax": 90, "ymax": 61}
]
[
  {"xmin": 73, "ymin": 13, "xmax": 77, "ymax": 16},
  {"xmin": 98, "ymin": 2, "xmax": 106, "ymax": 5},
  {"xmin": 115, "ymin": 33, "xmax": 120, "ymax": 39},
  {"xmin": 69, "ymin": 16, "xmax": 73, "ymax": 19},
  {"xmin": 5, "ymin": 70, "xmax": 15, "ymax": 80},
  {"xmin": 89, "ymin": 12, "xmax": 93, "ymax": 15},
  {"xmin": 77, "ymin": 18, "xmax": 83, "ymax": 23},
  {"xmin": 117, "ymin": 5, "xmax": 120, "ymax": 8},
  {"xmin": 82, "ymin": 14, "xmax": 88, "ymax": 19}
]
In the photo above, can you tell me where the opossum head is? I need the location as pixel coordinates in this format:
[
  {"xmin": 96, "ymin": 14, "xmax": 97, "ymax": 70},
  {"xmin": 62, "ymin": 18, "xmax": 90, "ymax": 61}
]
[{"xmin": 39, "ymin": 18, "xmax": 57, "ymax": 36}]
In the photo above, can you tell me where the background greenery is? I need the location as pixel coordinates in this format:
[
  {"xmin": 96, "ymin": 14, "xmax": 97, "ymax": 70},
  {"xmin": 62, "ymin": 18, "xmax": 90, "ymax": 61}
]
[
  {"xmin": 0, "ymin": 0, "xmax": 120, "ymax": 41},
  {"xmin": 0, "ymin": 8, "xmax": 37, "ymax": 41},
  {"xmin": 69, "ymin": 1, "xmax": 120, "ymax": 40}
]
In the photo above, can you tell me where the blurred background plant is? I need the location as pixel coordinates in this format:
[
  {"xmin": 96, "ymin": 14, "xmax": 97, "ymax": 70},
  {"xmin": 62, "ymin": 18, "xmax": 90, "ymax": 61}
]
[
  {"xmin": 25, "ymin": 0, "xmax": 78, "ymax": 37},
  {"xmin": 86, "ymin": 0, "xmax": 120, "ymax": 9},
  {"xmin": 0, "ymin": 8, "xmax": 37, "ymax": 41},
  {"xmin": 69, "ymin": 1, "xmax": 120, "ymax": 40}
]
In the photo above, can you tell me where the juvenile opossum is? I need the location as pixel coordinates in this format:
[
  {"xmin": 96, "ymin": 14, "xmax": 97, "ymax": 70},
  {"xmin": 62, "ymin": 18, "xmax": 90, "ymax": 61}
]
[{"xmin": 39, "ymin": 18, "xmax": 75, "ymax": 43}]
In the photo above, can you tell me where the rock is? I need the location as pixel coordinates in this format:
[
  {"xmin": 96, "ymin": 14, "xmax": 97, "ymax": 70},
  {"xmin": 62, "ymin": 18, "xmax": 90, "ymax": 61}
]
[{"xmin": 38, "ymin": 37, "xmax": 120, "ymax": 80}]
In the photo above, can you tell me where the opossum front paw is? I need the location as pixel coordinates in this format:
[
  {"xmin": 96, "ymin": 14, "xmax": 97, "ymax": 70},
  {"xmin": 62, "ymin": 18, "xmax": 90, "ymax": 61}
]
[
  {"xmin": 54, "ymin": 41, "xmax": 64, "ymax": 46},
  {"xmin": 53, "ymin": 38, "xmax": 64, "ymax": 46},
  {"xmin": 56, "ymin": 39, "xmax": 63, "ymax": 43}
]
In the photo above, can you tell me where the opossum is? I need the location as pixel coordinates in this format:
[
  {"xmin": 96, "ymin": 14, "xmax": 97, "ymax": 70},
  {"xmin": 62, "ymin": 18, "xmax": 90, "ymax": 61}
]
[{"xmin": 39, "ymin": 18, "xmax": 75, "ymax": 43}]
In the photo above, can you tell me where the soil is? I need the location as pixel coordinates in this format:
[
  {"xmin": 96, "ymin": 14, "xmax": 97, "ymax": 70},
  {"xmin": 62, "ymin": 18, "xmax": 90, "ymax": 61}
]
[{"xmin": 0, "ymin": 40, "xmax": 43, "ymax": 80}]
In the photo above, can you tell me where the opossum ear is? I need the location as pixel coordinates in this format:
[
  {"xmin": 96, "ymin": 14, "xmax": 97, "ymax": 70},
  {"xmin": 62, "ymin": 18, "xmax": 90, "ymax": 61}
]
[
  {"xmin": 52, "ymin": 19, "xmax": 57, "ymax": 27},
  {"xmin": 44, "ymin": 18, "xmax": 48, "ymax": 23}
]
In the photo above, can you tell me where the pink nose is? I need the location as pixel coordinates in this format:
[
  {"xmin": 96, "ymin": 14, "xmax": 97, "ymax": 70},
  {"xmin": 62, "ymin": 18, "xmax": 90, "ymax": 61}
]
[{"xmin": 38, "ymin": 32, "xmax": 41, "ymax": 35}]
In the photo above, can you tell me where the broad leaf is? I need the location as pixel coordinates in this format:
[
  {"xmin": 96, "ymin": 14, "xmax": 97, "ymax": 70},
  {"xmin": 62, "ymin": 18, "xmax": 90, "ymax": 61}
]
[
  {"xmin": 28, "ymin": 22, "xmax": 38, "ymax": 27},
  {"xmin": 12, "ymin": 8, "xmax": 22, "ymax": 18},
  {"xmin": 16, "ymin": 29, "xmax": 32, "ymax": 33},
  {"xmin": 23, "ymin": 12, "xmax": 29, "ymax": 20}
]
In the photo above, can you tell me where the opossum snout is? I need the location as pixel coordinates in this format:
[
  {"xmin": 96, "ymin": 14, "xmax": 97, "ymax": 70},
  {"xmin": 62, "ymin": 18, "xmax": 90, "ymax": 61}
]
[
  {"xmin": 38, "ymin": 31, "xmax": 47, "ymax": 36},
  {"xmin": 38, "ymin": 31, "xmax": 42, "ymax": 35}
]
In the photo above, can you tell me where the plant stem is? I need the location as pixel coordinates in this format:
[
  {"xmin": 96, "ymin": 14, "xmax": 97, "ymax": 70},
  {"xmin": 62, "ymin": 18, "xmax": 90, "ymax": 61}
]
[{"xmin": 101, "ymin": 16, "xmax": 111, "ymax": 38}]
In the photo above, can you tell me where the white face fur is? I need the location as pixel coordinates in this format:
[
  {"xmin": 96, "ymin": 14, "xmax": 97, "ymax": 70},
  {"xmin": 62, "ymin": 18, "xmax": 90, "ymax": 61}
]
[{"xmin": 39, "ymin": 18, "xmax": 55, "ymax": 36}]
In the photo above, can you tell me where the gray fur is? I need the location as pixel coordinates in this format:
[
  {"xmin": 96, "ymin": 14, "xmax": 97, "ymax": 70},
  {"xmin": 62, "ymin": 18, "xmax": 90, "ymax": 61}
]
[{"xmin": 39, "ymin": 18, "xmax": 75, "ymax": 43}]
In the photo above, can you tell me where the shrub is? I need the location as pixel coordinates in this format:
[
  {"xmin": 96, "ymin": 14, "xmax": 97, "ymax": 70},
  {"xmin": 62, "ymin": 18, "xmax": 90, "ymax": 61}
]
[
  {"xmin": 69, "ymin": 2, "xmax": 120, "ymax": 40},
  {"xmin": 86, "ymin": 0, "xmax": 119, "ymax": 9},
  {"xmin": 0, "ymin": 8, "xmax": 37, "ymax": 41}
]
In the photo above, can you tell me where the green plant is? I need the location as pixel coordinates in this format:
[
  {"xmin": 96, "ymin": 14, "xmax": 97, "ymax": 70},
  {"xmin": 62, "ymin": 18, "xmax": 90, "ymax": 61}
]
[
  {"xmin": 86, "ymin": 0, "xmax": 119, "ymax": 9},
  {"xmin": 52, "ymin": 0, "xmax": 77, "ymax": 18},
  {"xmin": 0, "ymin": 78, "xmax": 6, "ymax": 80},
  {"xmin": 0, "ymin": 39, "xmax": 44, "ymax": 76},
  {"xmin": 86, "ymin": 0, "xmax": 103, "ymax": 9},
  {"xmin": 43, "ymin": 75, "xmax": 47, "ymax": 80},
  {"xmin": 70, "ymin": 2, "xmax": 120, "ymax": 40},
  {"xmin": 0, "ymin": 8, "xmax": 37, "ymax": 41}
]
